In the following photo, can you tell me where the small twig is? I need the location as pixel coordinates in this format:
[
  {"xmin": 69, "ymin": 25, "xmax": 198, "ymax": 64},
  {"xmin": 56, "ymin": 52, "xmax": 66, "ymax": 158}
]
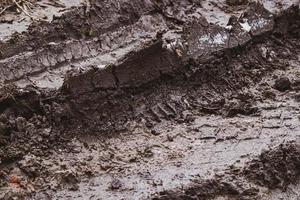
[
  {"xmin": 0, "ymin": 5, "xmax": 11, "ymax": 16},
  {"xmin": 22, "ymin": 0, "xmax": 35, "ymax": 7},
  {"xmin": 12, "ymin": 0, "xmax": 33, "ymax": 19}
]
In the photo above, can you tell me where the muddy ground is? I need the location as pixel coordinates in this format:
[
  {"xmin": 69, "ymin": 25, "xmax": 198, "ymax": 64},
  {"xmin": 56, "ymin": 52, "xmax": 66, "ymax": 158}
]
[{"xmin": 0, "ymin": 0, "xmax": 300, "ymax": 199}]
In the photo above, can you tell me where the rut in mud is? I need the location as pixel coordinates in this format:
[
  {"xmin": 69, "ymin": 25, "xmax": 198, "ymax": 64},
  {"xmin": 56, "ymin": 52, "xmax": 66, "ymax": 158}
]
[{"xmin": 0, "ymin": 0, "xmax": 300, "ymax": 199}]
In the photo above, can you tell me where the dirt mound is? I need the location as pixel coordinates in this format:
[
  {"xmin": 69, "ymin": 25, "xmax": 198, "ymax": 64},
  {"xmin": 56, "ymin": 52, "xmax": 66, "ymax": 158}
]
[
  {"xmin": 153, "ymin": 142, "xmax": 300, "ymax": 200},
  {"xmin": 244, "ymin": 142, "xmax": 300, "ymax": 190}
]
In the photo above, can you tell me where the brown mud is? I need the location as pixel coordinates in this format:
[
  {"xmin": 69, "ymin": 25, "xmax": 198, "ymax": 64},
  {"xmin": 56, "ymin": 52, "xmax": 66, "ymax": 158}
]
[{"xmin": 0, "ymin": 0, "xmax": 300, "ymax": 199}]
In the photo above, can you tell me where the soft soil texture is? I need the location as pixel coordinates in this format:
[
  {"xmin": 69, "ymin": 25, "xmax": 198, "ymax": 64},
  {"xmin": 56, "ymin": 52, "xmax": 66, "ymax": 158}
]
[{"xmin": 0, "ymin": 0, "xmax": 300, "ymax": 199}]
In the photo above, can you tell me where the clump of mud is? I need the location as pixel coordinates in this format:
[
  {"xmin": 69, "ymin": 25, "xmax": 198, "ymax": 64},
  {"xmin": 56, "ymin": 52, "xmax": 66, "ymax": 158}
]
[
  {"xmin": 153, "ymin": 178, "xmax": 258, "ymax": 200},
  {"xmin": 244, "ymin": 142, "xmax": 300, "ymax": 190},
  {"xmin": 153, "ymin": 142, "xmax": 300, "ymax": 200},
  {"xmin": 226, "ymin": 0, "xmax": 249, "ymax": 6}
]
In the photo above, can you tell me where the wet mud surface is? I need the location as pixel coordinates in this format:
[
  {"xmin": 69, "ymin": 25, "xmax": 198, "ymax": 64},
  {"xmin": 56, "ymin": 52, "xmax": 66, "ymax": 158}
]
[{"xmin": 0, "ymin": 0, "xmax": 300, "ymax": 199}]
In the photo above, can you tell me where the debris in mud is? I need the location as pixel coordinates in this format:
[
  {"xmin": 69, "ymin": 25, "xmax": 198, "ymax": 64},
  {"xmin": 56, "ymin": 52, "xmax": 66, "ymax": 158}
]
[
  {"xmin": 223, "ymin": 99, "xmax": 259, "ymax": 117},
  {"xmin": 226, "ymin": 0, "xmax": 249, "ymax": 6},
  {"xmin": 0, "ymin": 0, "xmax": 36, "ymax": 17},
  {"xmin": 153, "ymin": 142, "xmax": 300, "ymax": 200},
  {"xmin": 244, "ymin": 142, "xmax": 300, "ymax": 190},
  {"xmin": 151, "ymin": 129, "xmax": 161, "ymax": 136},
  {"xmin": 110, "ymin": 178, "xmax": 122, "ymax": 190},
  {"xmin": 61, "ymin": 172, "xmax": 79, "ymax": 191},
  {"xmin": 274, "ymin": 76, "xmax": 292, "ymax": 92}
]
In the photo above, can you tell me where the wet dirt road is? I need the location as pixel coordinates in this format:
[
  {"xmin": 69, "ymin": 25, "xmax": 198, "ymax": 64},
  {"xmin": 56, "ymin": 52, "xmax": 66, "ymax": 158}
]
[{"xmin": 0, "ymin": 0, "xmax": 300, "ymax": 199}]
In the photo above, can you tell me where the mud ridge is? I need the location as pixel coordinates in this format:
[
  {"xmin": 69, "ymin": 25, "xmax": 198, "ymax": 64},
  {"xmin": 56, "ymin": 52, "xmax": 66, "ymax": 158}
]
[
  {"xmin": 153, "ymin": 142, "xmax": 300, "ymax": 200},
  {"xmin": 244, "ymin": 142, "xmax": 300, "ymax": 190},
  {"xmin": 57, "ymin": 4, "xmax": 300, "ymax": 134},
  {"xmin": 0, "ymin": 2, "xmax": 299, "ymax": 161},
  {"xmin": 0, "ymin": 1, "xmax": 300, "ymax": 199}
]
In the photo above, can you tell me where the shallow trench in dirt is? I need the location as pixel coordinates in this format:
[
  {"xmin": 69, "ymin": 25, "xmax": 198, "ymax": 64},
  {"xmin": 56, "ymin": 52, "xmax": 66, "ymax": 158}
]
[{"xmin": 0, "ymin": 0, "xmax": 300, "ymax": 199}]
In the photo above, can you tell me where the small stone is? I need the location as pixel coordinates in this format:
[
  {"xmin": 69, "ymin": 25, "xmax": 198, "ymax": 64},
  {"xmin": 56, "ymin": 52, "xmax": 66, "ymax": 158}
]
[
  {"xmin": 274, "ymin": 77, "xmax": 291, "ymax": 92},
  {"xmin": 0, "ymin": 114, "xmax": 8, "ymax": 123},
  {"xmin": 85, "ymin": 156, "xmax": 93, "ymax": 161},
  {"xmin": 110, "ymin": 178, "xmax": 122, "ymax": 190},
  {"xmin": 226, "ymin": 0, "xmax": 249, "ymax": 6},
  {"xmin": 143, "ymin": 147, "xmax": 154, "ymax": 158},
  {"xmin": 145, "ymin": 121, "xmax": 154, "ymax": 128},
  {"xmin": 167, "ymin": 134, "xmax": 174, "ymax": 142},
  {"xmin": 15, "ymin": 117, "xmax": 27, "ymax": 132},
  {"xmin": 63, "ymin": 172, "xmax": 78, "ymax": 185},
  {"xmin": 152, "ymin": 179, "xmax": 163, "ymax": 186},
  {"xmin": 151, "ymin": 129, "xmax": 160, "ymax": 136},
  {"xmin": 0, "ymin": 122, "xmax": 6, "ymax": 135}
]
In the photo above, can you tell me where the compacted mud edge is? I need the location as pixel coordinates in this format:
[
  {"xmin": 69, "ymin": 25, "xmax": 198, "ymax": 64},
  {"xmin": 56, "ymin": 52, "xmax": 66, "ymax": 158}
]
[
  {"xmin": 152, "ymin": 142, "xmax": 300, "ymax": 200},
  {"xmin": 61, "ymin": 4, "xmax": 299, "ymax": 93},
  {"xmin": 0, "ymin": 1, "xmax": 298, "ymax": 85},
  {"xmin": 0, "ymin": 2, "xmax": 298, "ymax": 153},
  {"xmin": 56, "ymin": 4, "xmax": 300, "ymax": 133}
]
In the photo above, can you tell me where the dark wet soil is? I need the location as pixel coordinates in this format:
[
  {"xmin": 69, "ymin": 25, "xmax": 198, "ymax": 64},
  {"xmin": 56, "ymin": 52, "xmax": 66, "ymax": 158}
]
[{"xmin": 0, "ymin": 0, "xmax": 300, "ymax": 199}]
